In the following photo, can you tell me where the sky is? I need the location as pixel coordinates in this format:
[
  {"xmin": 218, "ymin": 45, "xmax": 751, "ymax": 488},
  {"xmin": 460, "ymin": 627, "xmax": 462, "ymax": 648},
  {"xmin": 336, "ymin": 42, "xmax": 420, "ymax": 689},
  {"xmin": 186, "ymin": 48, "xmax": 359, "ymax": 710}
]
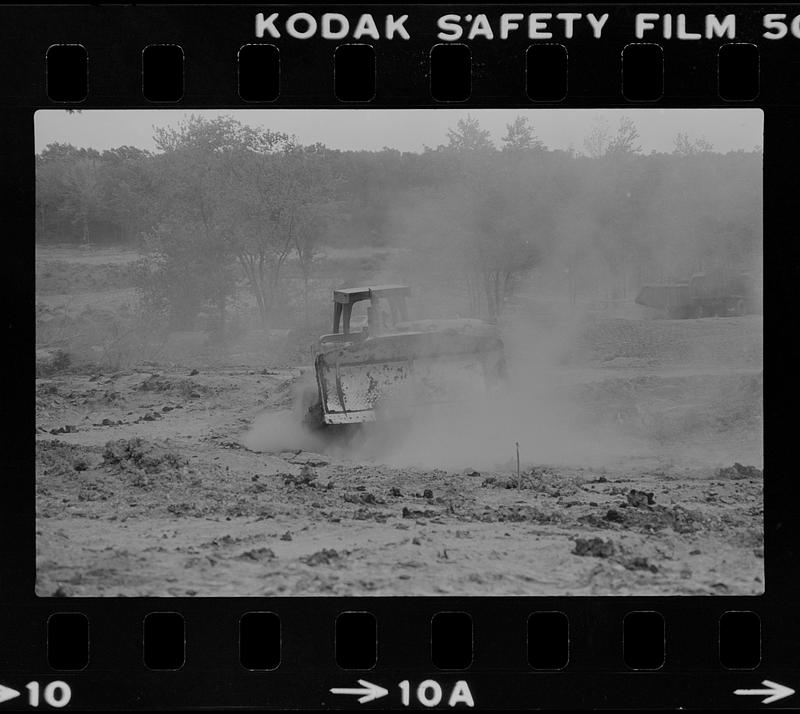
[{"xmin": 34, "ymin": 108, "xmax": 763, "ymax": 155}]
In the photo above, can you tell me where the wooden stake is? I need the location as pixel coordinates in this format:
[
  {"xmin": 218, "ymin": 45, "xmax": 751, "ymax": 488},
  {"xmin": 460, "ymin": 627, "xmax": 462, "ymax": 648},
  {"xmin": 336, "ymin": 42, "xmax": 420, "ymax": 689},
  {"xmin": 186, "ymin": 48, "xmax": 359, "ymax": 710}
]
[{"xmin": 516, "ymin": 441, "xmax": 521, "ymax": 489}]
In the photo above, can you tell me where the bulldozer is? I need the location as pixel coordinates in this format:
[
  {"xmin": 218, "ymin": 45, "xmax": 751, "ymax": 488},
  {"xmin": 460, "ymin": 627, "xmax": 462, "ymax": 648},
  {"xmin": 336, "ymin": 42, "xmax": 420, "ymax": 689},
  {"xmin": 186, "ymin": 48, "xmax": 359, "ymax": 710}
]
[{"xmin": 304, "ymin": 285, "xmax": 506, "ymax": 427}]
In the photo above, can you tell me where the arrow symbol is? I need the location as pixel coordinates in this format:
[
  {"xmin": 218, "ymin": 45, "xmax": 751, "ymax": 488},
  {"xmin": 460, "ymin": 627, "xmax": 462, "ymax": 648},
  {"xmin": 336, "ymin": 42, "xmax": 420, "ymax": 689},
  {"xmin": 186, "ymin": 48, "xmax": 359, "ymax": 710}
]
[
  {"xmin": 734, "ymin": 679, "xmax": 795, "ymax": 704},
  {"xmin": 0, "ymin": 684, "xmax": 20, "ymax": 705},
  {"xmin": 330, "ymin": 679, "xmax": 388, "ymax": 704}
]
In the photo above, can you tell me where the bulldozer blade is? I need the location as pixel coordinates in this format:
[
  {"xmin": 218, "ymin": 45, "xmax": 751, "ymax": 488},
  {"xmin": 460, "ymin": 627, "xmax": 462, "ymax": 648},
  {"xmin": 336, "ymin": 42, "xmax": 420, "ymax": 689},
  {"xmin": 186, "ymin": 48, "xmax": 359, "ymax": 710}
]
[{"xmin": 314, "ymin": 331, "xmax": 504, "ymax": 425}]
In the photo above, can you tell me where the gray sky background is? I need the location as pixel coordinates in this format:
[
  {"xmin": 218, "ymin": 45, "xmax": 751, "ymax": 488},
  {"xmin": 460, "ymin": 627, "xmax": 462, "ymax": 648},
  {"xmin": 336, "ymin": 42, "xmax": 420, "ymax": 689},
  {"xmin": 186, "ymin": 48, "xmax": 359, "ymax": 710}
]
[{"xmin": 35, "ymin": 108, "xmax": 762, "ymax": 155}]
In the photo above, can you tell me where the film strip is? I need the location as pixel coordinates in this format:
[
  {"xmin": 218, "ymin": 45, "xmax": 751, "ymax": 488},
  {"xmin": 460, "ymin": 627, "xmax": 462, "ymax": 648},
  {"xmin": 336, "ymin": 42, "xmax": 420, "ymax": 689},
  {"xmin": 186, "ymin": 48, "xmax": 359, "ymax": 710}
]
[{"xmin": 2, "ymin": 2, "xmax": 798, "ymax": 710}]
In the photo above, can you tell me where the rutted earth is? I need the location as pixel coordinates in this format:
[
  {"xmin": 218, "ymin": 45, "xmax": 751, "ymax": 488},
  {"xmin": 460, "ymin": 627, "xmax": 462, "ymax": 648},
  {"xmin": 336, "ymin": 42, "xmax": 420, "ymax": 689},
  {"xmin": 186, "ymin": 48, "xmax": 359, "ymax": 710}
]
[{"xmin": 36, "ymin": 316, "xmax": 764, "ymax": 596}]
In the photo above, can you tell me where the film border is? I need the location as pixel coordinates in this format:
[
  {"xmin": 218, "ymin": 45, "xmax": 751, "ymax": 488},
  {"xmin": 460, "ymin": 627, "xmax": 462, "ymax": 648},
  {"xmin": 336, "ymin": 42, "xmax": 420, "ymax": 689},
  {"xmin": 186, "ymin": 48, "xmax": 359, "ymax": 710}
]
[{"xmin": 1, "ymin": 3, "xmax": 797, "ymax": 710}]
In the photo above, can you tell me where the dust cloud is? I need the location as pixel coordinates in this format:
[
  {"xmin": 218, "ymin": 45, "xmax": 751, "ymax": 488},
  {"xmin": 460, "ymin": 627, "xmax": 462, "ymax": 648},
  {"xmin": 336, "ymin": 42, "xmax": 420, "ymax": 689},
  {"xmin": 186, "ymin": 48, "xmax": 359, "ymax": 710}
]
[
  {"xmin": 242, "ymin": 407, "xmax": 326, "ymax": 454},
  {"xmin": 241, "ymin": 160, "xmax": 761, "ymax": 471},
  {"xmin": 350, "ymin": 311, "xmax": 639, "ymax": 471},
  {"xmin": 241, "ymin": 296, "xmax": 644, "ymax": 471}
]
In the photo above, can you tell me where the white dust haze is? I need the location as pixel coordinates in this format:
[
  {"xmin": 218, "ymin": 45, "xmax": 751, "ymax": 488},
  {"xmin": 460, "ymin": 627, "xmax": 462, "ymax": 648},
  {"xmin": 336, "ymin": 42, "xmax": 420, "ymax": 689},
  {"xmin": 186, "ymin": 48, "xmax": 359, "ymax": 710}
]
[{"xmin": 241, "ymin": 301, "xmax": 644, "ymax": 471}]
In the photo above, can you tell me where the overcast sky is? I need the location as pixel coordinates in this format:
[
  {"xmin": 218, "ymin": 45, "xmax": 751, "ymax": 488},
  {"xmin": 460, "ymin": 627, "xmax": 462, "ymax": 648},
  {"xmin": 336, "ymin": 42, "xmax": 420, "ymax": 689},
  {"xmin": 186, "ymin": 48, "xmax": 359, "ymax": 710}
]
[{"xmin": 35, "ymin": 108, "xmax": 762, "ymax": 155}]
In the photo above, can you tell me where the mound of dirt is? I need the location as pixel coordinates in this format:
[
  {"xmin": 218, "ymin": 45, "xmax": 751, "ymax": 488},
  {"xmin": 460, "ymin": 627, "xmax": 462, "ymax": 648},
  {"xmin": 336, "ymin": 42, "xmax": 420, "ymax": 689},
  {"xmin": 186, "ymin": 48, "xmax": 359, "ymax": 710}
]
[
  {"xmin": 481, "ymin": 468, "xmax": 581, "ymax": 496},
  {"xmin": 236, "ymin": 547, "xmax": 277, "ymax": 562},
  {"xmin": 343, "ymin": 491, "xmax": 386, "ymax": 505},
  {"xmin": 618, "ymin": 555, "xmax": 659, "ymax": 573},
  {"xmin": 626, "ymin": 489, "xmax": 656, "ymax": 507},
  {"xmin": 594, "ymin": 504, "xmax": 715, "ymax": 534},
  {"xmin": 717, "ymin": 463, "xmax": 763, "ymax": 480},
  {"xmin": 36, "ymin": 440, "xmax": 97, "ymax": 476},
  {"xmin": 573, "ymin": 537, "xmax": 616, "ymax": 557},
  {"xmin": 473, "ymin": 504, "xmax": 563, "ymax": 524},
  {"xmin": 137, "ymin": 374, "xmax": 211, "ymax": 398},
  {"xmin": 301, "ymin": 548, "xmax": 344, "ymax": 566},
  {"xmin": 36, "ymin": 348, "xmax": 70, "ymax": 377},
  {"xmin": 284, "ymin": 469, "xmax": 317, "ymax": 487},
  {"xmin": 102, "ymin": 438, "xmax": 188, "ymax": 474}
]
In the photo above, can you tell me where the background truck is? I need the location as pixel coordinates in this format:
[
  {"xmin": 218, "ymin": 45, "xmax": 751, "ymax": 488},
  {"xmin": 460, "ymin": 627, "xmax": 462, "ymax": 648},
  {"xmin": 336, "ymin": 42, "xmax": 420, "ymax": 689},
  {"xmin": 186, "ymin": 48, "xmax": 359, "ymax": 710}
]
[{"xmin": 636, "ymin": 269, "xmax": 759, "ymax": 318}]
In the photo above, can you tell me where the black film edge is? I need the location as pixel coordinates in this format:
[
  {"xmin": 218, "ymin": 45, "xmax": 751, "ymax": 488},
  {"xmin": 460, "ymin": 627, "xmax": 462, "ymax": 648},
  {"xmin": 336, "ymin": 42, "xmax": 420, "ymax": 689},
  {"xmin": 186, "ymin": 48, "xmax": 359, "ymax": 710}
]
[{"xmin": 1, "ymin": 3, "xmax": 797, "ymax": 711}]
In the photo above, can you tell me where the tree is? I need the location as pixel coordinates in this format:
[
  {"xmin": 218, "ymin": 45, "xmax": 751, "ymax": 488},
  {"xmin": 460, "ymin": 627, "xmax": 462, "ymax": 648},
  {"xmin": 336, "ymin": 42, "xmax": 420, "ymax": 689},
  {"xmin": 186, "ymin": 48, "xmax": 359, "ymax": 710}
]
[
  {"xmin": 412, "ymin": 161, "xmax": 545, "ymax": 319},
  {"xmin": 583, "ymin": 118, "xmax": 610, "ymax": 158},
  {"xmin": 606, "ymin": 116, "xmax": 641, "ymax": 156},
  {"xmin": 101, "ymin": 146, "xmax": 155, "ymax": 241},
  {"xmin": 37, "ymin": 144, "xmax": 104, "ymax": 243},
  {"xmin": 285, "ymin": 145, "xmax": 342, "ymax": 329},
  {"xmin": 136, "ymin": 223, "xmax": 236, "ymax": 330},
  {"xmin": 223, "ymin": 140, "xmax": 334, "ymax": 332},
  {"xmin": 143, "ymin": 115, "xmax": 290, "ymax": 331},
  {"xmin": 36, "ymin": 155, "xmax": 63, "ymax": 238},
  {"xmin": 502, "ymin": 116, "xmax": 545, "ymax": 152},
  {"xmin": 39, "ymin": 143, "xmax": 98, "ymax": 163},
  {"xmin": 445, "ymin": 115, "xmax": 495, "ymax": 152},
  {"xmin": 673, "ymin": 132, "xmax": 715, "ymax": 155},
  {"xmin": 62, "ymin": 157, "xmax": 103, "ymax": 243},
  {"xmin": 36, "ymin": 143, "xmax": 154, "ymax": 243},
  {"xmin": 474, "ymin": 185, "xmax": 542, "ymax": 317}
]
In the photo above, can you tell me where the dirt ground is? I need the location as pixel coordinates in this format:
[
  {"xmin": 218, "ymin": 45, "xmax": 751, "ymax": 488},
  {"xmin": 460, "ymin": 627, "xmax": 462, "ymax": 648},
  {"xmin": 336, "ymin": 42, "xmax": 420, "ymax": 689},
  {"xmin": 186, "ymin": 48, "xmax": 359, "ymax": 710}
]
[{"xmin": 36, "ymin": 307, "xmax": 764, "ymax": 595}]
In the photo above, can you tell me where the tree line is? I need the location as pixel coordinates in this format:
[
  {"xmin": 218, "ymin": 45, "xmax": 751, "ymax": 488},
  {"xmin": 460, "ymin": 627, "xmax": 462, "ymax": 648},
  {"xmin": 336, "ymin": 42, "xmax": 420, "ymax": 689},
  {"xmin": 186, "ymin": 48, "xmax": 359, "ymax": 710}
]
[{"xmin": 36, "ymin": 114, "xmax": 761, "ymax": 329}]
